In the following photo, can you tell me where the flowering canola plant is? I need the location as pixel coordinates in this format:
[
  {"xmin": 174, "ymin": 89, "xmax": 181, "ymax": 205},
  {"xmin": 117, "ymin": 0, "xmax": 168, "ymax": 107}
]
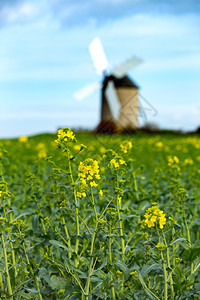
[{"xmin": 55, "ymin": 128, "xmax": 76, "ymax": 146}]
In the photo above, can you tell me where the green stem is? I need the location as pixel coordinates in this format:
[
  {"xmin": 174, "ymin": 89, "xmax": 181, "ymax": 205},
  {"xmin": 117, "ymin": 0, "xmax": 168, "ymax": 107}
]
[
  {"xmin": 90, "ymin": 187, "xmax": 98, "ymax": 222},
  {"xmin": 85, "ymin": 221, "xmax": 98, "ymax": 300},
  {"xmin": 183, "ymin": 213, "xmax": 193, "ymax": 274},
  {"xmin": 0, "ymin": 272, "xmax": 4, "ymax": 292},
  {"xmin": 163, "ymin": 232, "xmax": 174, "ymax": 300},
  {"xmin": 9, "ymin": 237, "xmax": 17, "ymax": 278},
  {"xmin": 23, "ymin": 242, "xmax": 43, "ymax": 300},
  {"xmin": 116, "ymin": 198, "xmax": 125, "ymax": 261},
  {"xmin": 40, "ymin": 219, "xmax": 47, "ymax": 235},
  {"xmin": 109, "ymin": 220, "xmax": 116, "ymax": 300},
  {"xmin": 133, "ymin": 170, "xmax": 139, "ymax": 201},
  {"xmin": 61, "ymin": 213, "xmax": 71, "ymax": 259},
  {"xmin": 157, "ymin": 228, "xmax": 168, "ymax": 300},
  {"xmin": 1, "ymin": 233, "xmax": 13, "ymax": 300},
  {"xmin": 85, "ymin": 188, "xmax": 98, "ymax": 300},
  {"xmin": 116, "ymin": 174, "xmax": 125, "ymax": 260},
  {"xmin": 67, "ymin": 147, "xmax": 79, "ymax": 268},
  {"xmin": 161, "ymin": 250, "xmax": 168, "ymax": 300}
]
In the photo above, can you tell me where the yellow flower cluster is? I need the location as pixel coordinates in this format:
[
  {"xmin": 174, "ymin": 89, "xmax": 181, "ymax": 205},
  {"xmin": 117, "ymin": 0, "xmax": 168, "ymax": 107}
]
[
  {"xmin": 19, "ymin": 136, "xmax": 28, "ymax": 143},
  {"xmin": 55, "ymin": 128, "xmax": 76, "ymax": 145},
  {"xmin": 77, "ymin": 191, "xmax": 86, "ymax": 198},
  {"xmin": 143, "ymin": 205, "xmax": 166, "ymax": 229},
  {"xmin": 184, "ymin": 158, "xmax": 193, "ymax": 165},
  {"xmin": 36, "ymin": 143, "xmax": 47, "ymax": 158},
  {"xmin": 120, "ymin": 141, "xmax": 133, "ymax": 153},
  {"xmin": 78, "ymin": 158, "xmax": 100, "ymax": 187},
  {"xmin": 155, "ymin": 141, "xmax": 163, "ymax": 148},
  {"xmin": 110, "ymin": 158, "xmax": 125, "ymax": 168},
  {"xmin": 168, "ymin": 156, "xmax": 179, "ymax": 166}
]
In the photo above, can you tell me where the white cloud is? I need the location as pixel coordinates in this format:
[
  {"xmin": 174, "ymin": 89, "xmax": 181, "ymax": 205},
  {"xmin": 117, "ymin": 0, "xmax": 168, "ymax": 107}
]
[{"xmin": 0, "ymin": 1, "xmax": 48, "ymax": 25}]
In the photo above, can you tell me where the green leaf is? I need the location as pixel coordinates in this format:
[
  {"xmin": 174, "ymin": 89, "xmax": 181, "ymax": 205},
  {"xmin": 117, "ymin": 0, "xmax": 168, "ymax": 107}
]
[
  {"xmin": 170, "ymin": 237, "xmax": 187, "ymax": 246},
  {"xmin": 90, "ymin": 276, "xmax": 103, "ymax": 283},
  {"xmin": 18, "ymin": 291, "xmax": 33, "ymax": 299},
  {"xmin": 190, "ymin": 247, "xmax": 200, "ymax": 262},
  {"xmin": 113, "ymin": 260, "xmax": 130, "ymax": 280},
  {"xmin": 38, "ymin": 267, "xmax": 51, "ymax": 285},
  {"xmin": 141, "ymin": 263, "xmax": 161, "ymax": 277},
  {"xmin": 31, "ymin": 215, "xmax": 39, "ymax": 231},
  {"xmin": 13, "ymin": 210, "xmax": 32, "ymax": 221},
  {"xmin": 50, "ymin": 275, "xmax": 68, "ymax": 290},
  {"xmin": 49, "ymin": 240, "xmax": 70, "ymax": 251},
  {"xmin": 94, "ymin": 258, "xmax": 107, "ymax": 273},
  {"xmin": 26, "ymin": 288, "xmax": 39, "ymax": 294}
]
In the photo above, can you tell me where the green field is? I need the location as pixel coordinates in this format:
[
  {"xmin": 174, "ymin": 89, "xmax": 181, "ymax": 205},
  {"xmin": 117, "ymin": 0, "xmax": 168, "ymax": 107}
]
[{"xmin": 0, "ymin": 130, "xmax": 200, "ymax": 299}]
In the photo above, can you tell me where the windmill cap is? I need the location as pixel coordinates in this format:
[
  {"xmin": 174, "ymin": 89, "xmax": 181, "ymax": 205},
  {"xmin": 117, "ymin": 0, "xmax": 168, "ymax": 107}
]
[{"xmin": 103, "ymin": 75, "xmax": 139, "ymax": 91}]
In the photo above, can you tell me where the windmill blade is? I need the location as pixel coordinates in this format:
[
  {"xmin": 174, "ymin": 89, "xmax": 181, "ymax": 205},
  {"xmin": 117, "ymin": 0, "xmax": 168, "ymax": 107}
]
[
  {"xmin": 73, "ymin": 81, "xmax": 102, "ymax": 101},
  {"xmin": 105, "ymin": 81, "xmax": 121, "ymax": 120},
  {"xmin": 89, "ymin": 37, "xmax": 108, "ymax": 76},
  {"xmin": 111, "ymin": 56, "xmax": 143, "ymax": 78}
]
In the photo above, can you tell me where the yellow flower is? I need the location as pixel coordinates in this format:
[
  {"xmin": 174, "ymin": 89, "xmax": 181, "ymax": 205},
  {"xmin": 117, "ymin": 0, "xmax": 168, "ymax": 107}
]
[
  {"xmin": 119, "ymin": 159, "xmax": 125, "ymax": 165},
  {"xmin": 100, "ymin": 147, "xmax": 106, "ymax": 153},
  {"xmin": 155, "ymin": 141, "xmax": 163, "ymax": 148},
  {"xmin": 78, "ymin": 159, "xmax": 100, "ymax": 186},
  {"xmin": 143, "ymin": 205, "xmax": 166, "ymax": 229},
  {"xmin": 77, "ymin": 191, "xmax": 86, "ymax": 198},
  {"xmin": 19, "ymin": 136, "xmax": 28, "ymax": 143},
  {"xmin": 99, "ymin": 190, "xmax": 103, "ymax": 196},
  {"xmin": 55, "ymin": 128, "xmax": 76, "ymax": 145},
  {"xmin": 73, "ymin": 145, "xmax": 81, "ymax": 151},
  {"xmin": 120, "ymin": 141, "xmax": 133, "ymax": 153},
  {"xmin": 90, "ymin": 181, "xmax": 98, "ymax": 187},
  {"xmin": 168, "ymin": 155, "xmax": 179, "ymax": 166},
  {"xmin": 77, "ymin": 192, "xmax": 82, "ymax": 198},
  {"xmin": 184, "ymin": 158, "xmax": 193, "ymax": 165},
  {"xmin": 38, "ymin": 150, "xmax": 47, "ymax": 158},
  {"xmin": 117, "ymin": 196, "xmax": 122, "ymax": 205}
]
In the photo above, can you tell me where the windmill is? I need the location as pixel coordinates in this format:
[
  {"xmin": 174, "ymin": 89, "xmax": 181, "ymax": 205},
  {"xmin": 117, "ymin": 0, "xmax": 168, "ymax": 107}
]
[{"xmin": 74, "ymin": 37, "xmax": 143, "ymax": 132}]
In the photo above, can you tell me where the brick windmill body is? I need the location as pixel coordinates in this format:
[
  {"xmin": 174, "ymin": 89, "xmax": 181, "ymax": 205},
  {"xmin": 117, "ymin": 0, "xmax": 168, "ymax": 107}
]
[{"xmin": 99, "ymin": 75, "xmax": 139, "ymax": 132}]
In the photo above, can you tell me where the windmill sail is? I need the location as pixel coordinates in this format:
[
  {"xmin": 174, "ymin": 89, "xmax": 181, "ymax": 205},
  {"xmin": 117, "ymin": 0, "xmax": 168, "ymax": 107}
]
[
  {"xmin": 111, "ymin": 56, "xmax": 142, "ymax": 78},
  {"xmin": 105, "ymin": 81, "xmax": 121, "ymax": 120},
  {"xmin": 74, "ymin": 81, "xmax": 102, "ymax": 101},
  {"xmin": 89, "ymin": 37, "xmax": 108, "ymax": 75}
]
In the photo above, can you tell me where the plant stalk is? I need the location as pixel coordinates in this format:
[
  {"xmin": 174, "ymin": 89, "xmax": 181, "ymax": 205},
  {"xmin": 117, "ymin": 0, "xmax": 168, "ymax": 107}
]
[{"xmin": 1, "ymin": 233, "xmax": 13, "ymax": 300}]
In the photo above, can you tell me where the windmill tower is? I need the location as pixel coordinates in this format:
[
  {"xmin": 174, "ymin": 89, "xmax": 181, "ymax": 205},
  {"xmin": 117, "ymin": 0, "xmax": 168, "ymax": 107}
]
[{"xmin": 74, "ymin": 37, "xmax": 142, "ymax": 132}]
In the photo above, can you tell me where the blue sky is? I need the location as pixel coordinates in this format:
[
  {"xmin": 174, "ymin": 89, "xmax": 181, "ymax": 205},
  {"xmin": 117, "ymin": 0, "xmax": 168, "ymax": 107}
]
[{"xmin": 0, "ymin": 0, "xmax": 200, "ymax": 138}]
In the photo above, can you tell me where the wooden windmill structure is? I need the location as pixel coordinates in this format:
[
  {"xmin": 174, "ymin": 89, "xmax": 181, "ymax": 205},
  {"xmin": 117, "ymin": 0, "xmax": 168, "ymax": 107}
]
[{"xmin": 74, "ymin": 37, "xmax": 142, "ymax": 132}]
